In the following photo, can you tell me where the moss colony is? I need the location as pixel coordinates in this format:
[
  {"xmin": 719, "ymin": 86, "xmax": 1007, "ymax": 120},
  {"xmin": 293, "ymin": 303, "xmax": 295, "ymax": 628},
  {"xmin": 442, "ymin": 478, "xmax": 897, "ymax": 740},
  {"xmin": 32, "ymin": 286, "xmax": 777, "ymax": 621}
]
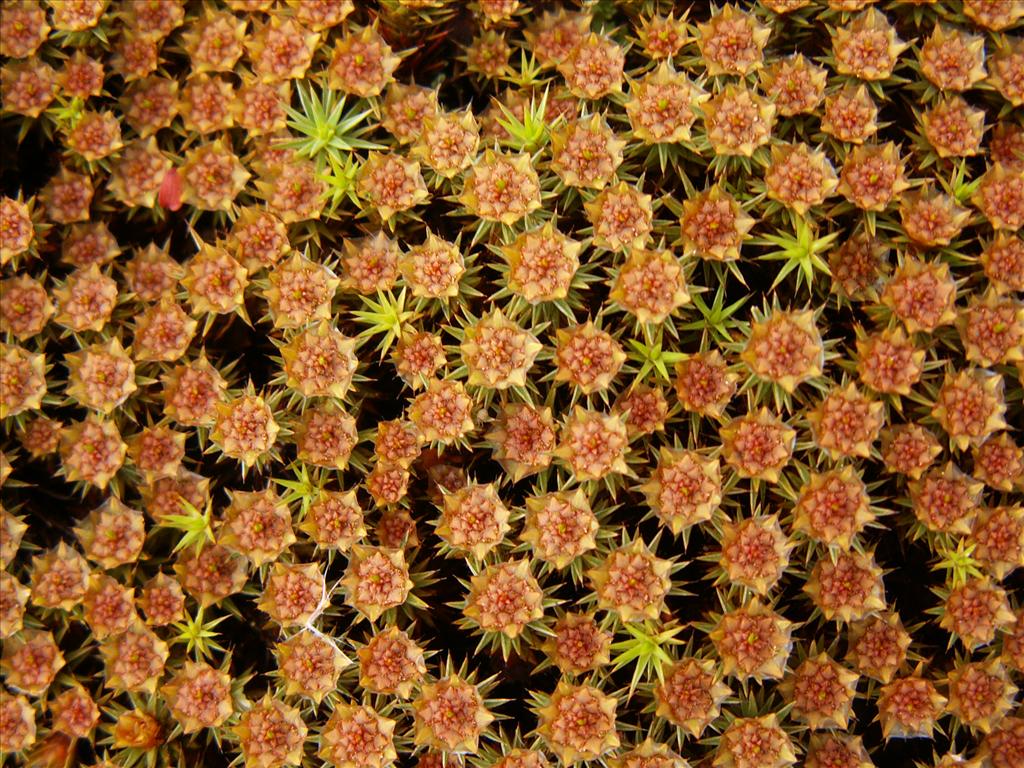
[{"xmin": 1, "ymin": 0, "xmax": 1024, "ymax": 767}]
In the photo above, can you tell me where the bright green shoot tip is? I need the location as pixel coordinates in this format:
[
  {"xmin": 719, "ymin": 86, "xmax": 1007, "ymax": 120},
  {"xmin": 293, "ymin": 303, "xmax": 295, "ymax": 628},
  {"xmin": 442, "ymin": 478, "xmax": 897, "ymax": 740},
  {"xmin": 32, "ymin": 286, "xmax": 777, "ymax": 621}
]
[
  {"xmin": 171, "ymin": 605, "xmax": 229, "ymax": 662},
  {"xmin": 755, "ymin": 217, "xmax": 838, "ymax": 294},
  {"xmin": 159, "ymin": 497, "xmax": 215, "ymax": 555},
  {"xmin": 610, "ymin": 620, "xmax": 685, "ymax": 697},
  {"xmin": 352, "ymin": 288, "xmax": 419, "ymax": 361},
  {"xmin": 284, "ymin": 82, "xmax": 383, "ymax": 167}
]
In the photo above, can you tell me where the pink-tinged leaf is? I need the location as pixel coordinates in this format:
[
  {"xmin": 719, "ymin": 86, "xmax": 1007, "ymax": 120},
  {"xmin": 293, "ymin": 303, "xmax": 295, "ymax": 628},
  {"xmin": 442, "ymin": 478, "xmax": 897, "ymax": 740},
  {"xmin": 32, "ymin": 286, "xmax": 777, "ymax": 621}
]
[{"xmin": 159, "ymin": 168, "xmax": 183, "ymax": 211}]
